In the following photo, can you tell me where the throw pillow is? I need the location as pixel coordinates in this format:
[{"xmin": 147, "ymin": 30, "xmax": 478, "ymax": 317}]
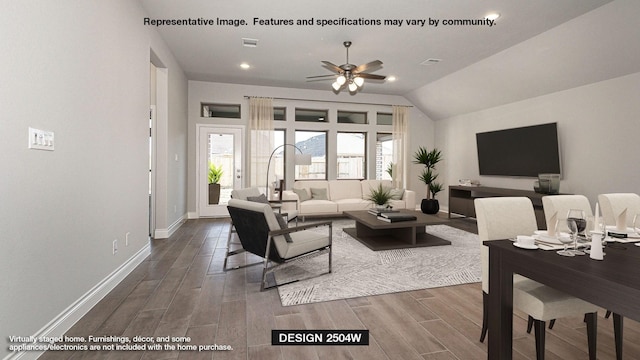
[
  {"xmin": 275, "ymin": 214, "xmax": 293, "ymax": 243},
  {"xmin": 390, "ymin": 188, "xmax": 405, "ymax": 200},
  {"xmin": 246, "ymin": 194, "xmax": 269, "ymax": 203},
  {"xmin": 292, "ymin": 188, "xmax": 311, "ymax": 202},
  {"xmin": 247, "ymin": 194, "xmax": 293, "ymax": 243},
  {"xmin": 310, "ymin": 188, "xmax": 328, "ymax": 200}
]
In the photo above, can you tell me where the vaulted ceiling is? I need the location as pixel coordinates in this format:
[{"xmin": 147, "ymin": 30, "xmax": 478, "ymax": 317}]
[{"xmin": 140, "ymin": 0, "xmax": 640, "ymax": 119}]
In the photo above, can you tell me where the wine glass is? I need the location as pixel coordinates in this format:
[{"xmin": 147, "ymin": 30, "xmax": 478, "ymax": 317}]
[
  {"xmin": 557, "ymin": 221, "xmax": 575, "ymax": 257},
  {"xmin": 567, "ymin": 209, "xmax": 586, "ymax": 255}
]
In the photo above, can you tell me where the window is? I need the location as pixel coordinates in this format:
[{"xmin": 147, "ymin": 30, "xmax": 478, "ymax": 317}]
[
  {"xmin": 295, "ymin": 108, "xmax": 328, "ymax": 122},
  {"xmin": 376, "ymin": 133, "xmax": 393, "ymax": 180},
  {"xmin": 377, "ymin": 112, "xmax": 392, "ymax": 125},
  {"xmin": 337, "ymin": 111, "xmax": 367, "ymax": 124},
  {"xmin": 337, "ymin": 132, "xmax": 366, "ymax": 179},
  {"xmin": 295, "ymin": 131, "xmax": 326, "ymax": 179},
  {"xmin": 274, "ymin": 107, "xmax": 286, "ymax": 121},
  {"xmin": 201, "ymin": 103, "xmax": 241, "ymax": 118}
]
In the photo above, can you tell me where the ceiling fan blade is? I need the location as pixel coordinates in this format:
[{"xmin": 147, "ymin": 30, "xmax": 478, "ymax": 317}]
[
  {"xmin": 321, "ymin": 61, "xmax": 343, "ymax": 73},
  {"xmin": 355, "ymin": 60, "xmax": 382, "ymax": 73},
  {"xmin": 306, "ymin": 74, "xmax": 338, "ymax": 82},
  {"xmin": 357, "ymin": 73, "xmax": 386, "ymax": 80}
]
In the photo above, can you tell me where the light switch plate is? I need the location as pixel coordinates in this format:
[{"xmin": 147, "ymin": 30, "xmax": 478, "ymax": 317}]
[{"xmin": 28, "ymin": 127, "xmax": 55, "ymax": 151}]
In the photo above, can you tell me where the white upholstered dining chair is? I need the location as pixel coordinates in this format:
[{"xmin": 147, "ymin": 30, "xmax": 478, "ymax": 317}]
[
  {"xmin": 475, "ymin": 197, "xmax": 602, "ymax": 360},
  {"xmin": 598, "ymin": 193, "xmax": 640, "ymax": 228},
  {"xmin": 542, "ymin": 194, "xmax": 593, "ymax": 233}
]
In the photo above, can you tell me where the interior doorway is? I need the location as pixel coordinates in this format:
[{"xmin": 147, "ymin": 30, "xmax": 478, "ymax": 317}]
[{"xmin": 197, "ymin": 125, "xmax": 244, "ymax": 217}]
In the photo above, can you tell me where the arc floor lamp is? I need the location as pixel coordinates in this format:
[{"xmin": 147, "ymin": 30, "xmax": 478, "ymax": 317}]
[{"xmin": 265, "ymin": 144, "xmax": 312, "ymax": 197}]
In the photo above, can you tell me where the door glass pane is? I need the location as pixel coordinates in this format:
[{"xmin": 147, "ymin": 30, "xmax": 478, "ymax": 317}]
[
  {"xmin": 295, "ymin": 131, "xmax": 326, "ymax": 179},
  {"xmin": 208, "ymin": 133, "xmax": 234, "ymax": 205},
  {"xmin": 337, "ymin": 132, "xmax": 366, "ymax": 179},
  {"xmin": 376, "ymin": 133, "xmax": 393, "ymax": 180}
]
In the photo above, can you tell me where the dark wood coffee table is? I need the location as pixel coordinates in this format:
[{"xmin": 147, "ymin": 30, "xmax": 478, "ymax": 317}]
[{"xmin": 343, "ymin": 210, "xmax": 451, "ymax": 251}]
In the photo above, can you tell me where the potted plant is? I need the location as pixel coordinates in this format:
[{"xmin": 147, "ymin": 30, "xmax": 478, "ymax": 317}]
[
  {"xmin": 366, "ymin": 183, "xmax": 393, "ymax": 209},
  {"xmin": 414, "ymin": 147, "xmax": 443, "ymax": 214},
  {"xmin": 208, "ymin": 162, "xmax": 223, "ymax": 205}
]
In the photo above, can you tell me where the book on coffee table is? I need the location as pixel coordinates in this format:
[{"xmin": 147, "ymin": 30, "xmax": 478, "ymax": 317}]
[
  {"xmin": 367, "ymin": 208, "xmax": 399, "ymax": 216},
  {"xmin": 377, "ymin": 213, "xmax": 417, "ymax": 222}
]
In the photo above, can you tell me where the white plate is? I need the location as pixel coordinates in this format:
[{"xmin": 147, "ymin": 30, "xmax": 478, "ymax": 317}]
[
  {"xmin": 513, "ymin": 242, "xmax": 538, "ymax": 250},
  {"xmin": 534, "ymin": 230, "xmax": 570, "ymax": 237}
]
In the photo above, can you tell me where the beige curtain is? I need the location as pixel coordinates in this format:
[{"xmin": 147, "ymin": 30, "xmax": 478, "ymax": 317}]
[
  {"xmin": 392, "ymin": 105, "xmax": 409, "ymax": 189},
  {"xmin": 249, "ymin": 97, "xmax": 274, "ymax": 192}
]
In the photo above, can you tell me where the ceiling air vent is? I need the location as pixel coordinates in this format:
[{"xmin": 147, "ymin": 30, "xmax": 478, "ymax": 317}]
[
  {"xmin": 242, "ymin": 38, "xmax": 259, "ymax": 48},
  {"xmin": 420, "ymin": 58, "xmax": 442, "ymax": 66}
]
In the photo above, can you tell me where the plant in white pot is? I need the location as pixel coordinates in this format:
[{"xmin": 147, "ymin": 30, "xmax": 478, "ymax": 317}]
[
  {"xmin": 208, "ymin": 162, "xmax": 223, "ymax": 205},
  {"xmin": 366, "ymin": 184, "xmax": 393, "ymax": 209},
  {"xmin": 413, "ymin": 147, "xmax": 443, "ymax": 214}
]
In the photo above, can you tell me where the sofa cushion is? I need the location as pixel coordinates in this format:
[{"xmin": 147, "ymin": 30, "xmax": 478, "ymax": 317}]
[
  {"xmin": 390, "ymin": 188, "xmax": 405, "ymax": 200},
  {"xmin": 299, "ymin": 200, "xmax": 337, "ymax": 214},
  {"xmin": 335, "ymin": 199, "xmax": 371, "ymax": 212},
  {"xmin": 329, "ymin": 180, "xmax": 362, "ymax": 201},
  {"xmin": 292, "ymin": 188, "xmax": 311, "ymax": 202},
  {"xmin": 389, "ymin": 199, "xmax": 407, "ymax": 209},
  {"xmin": 310, "ymin": 187, "xmax": 328, "ymax": 200}
]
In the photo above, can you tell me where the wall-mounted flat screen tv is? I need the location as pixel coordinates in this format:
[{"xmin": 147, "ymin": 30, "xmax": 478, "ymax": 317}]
[{"xmin": 476, "ymin": 122, "xmax": 561, "ymax": 177}]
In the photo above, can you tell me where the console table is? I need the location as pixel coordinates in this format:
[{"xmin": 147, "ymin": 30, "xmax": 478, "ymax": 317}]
[{"xmin": 448, "ymin": 185, "xmax": 559, "ymax": 229}]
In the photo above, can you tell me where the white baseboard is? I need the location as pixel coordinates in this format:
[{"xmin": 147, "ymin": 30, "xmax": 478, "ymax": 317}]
[
  {"xmin": 153, "ymin": 214, "xmax": 186, "ymax": 239},
  {"xmin": 187, "ymin": 211, "xmax": 199, "ymax": 219},
  {"xmin": 3, "ymin": 244, "xmax": 151, "ymax": 360}
]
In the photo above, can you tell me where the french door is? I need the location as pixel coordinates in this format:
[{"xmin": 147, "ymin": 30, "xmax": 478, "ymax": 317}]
[{"xmin": 197, "ymin": 125, "xmax": 243, "ymax": 217}]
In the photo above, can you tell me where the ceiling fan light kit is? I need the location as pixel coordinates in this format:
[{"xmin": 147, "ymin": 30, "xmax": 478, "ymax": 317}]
[{"xmin": 307, "ymin": 41, "xmax": 386, "ymax": 94}]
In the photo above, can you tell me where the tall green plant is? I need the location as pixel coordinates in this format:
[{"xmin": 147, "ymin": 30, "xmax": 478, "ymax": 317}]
[
  {"xmin": 208, "ymin": 162, "xmax": 223, "ymax": 184},
  {"xmin": 365, "ymin": 184, "xmax": 393, "ymax": 206},
  {"xmin": 413, "ymin": 147, "xmax": 443, "ymax": 199}
]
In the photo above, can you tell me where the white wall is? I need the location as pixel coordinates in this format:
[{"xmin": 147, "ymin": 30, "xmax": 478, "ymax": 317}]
[
  {"xmin": 187, "ymin": 81, "xmax": 434, "ymax": 215},
  {"xmin": 0, "ymin": 1, "xmax": 187, "ymax": 358},
  {"xmin": 436, "ymin": 72, "xmax": 640, "ymax": 210}
]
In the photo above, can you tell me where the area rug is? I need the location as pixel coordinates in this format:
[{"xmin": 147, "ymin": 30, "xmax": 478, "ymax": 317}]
[{"xmin": 275, "ymin": 219, "xmax": 481, "ymax": 306}]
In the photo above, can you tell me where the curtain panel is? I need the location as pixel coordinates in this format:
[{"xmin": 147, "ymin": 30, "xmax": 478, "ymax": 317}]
[
  {"xmin": 392, "ymin": 105, "xmax": 409, "ymax": 189},
  {"xmin": 249, "ymin": 97, "xmax": 274, "ymax": 192}
]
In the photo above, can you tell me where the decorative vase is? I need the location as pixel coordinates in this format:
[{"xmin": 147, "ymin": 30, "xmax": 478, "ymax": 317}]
[
  {"xmin": 208, "ymin": 183, "xmax": 221, "ymax": 205},
  {"xmin": 421, "ymin": 199, "xmax": 439, "ymax": 214}
]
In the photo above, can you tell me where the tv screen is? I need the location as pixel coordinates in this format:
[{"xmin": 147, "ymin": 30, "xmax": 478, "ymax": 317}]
[{"xmin": 476, "ymin": 123, "xmax": 561, "ymax": 177}]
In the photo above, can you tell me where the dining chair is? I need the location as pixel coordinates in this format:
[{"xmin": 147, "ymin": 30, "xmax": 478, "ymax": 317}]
[
  {"xmin": 598, "ymin": 193, "xmax": 640, "ymax": 227},
  {"xmin": 227, "ymin": 199, "xmax": 332, "ymax": 291},
  {"xmin": 475, "ymin": 197, "xmax": 602, "ymax": 360},
  {"xmin": 541, "ymin": 194, "xmax": 593, "ymax": 233}
]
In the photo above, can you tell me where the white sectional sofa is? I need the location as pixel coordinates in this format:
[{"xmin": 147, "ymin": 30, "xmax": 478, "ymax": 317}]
[{"xmin": 281, "ymin": 179, "xmax": 416, "ymax": 218}]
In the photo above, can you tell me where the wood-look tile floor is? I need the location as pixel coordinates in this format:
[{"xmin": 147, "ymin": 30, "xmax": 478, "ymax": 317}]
[{"xmin": 40, "ymin": 216, "xmax": 640, "ymax": 360}]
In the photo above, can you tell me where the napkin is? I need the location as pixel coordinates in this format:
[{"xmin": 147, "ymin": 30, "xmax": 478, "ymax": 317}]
[
  {"xmin": 547, "ymin": 211, "xmax": 558, "ymax": 237},
  {"xmin": 616, "ymin": 208, "xmax": 627, "ymax": 232}
]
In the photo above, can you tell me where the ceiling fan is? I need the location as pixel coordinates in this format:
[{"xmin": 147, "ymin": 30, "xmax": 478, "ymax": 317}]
[{"xmin": 307, "ymin": 41, "xmax": 386, "ymax": 93}]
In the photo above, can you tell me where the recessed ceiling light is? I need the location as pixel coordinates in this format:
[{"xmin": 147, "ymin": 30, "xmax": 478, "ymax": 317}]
[
  {"xmin": 387, "ymin": 76, "xmax": 397, "ymax": 82},
  {"xmin": 485, "ymin": 13, "xmax": 500, "ymax": 21},
  {"xmin": 240, "ymin": 63, "xmax": 250, "ymax": 69}
]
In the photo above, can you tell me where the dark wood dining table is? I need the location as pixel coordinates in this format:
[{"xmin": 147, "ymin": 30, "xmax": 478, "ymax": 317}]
[{"xmin": 486, "ymin": 239, "xmax": 640, "ymax": 359}]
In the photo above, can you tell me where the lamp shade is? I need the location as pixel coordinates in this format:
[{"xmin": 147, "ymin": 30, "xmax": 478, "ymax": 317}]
[
  {"xmin": 332, "ymin": 81, "xmax": 341, "ymax": 91},
  {"xmin": 348, "ymin": 82, "xmax": 358, "ymax": 92},
  {"xmin": 354, "ymin": 76, "xmax": 364, "ymax": 87},
  {"xmin": 295, "ymin": 153, "xmax": 312, "ymax": 165},
  {"xmin": 336, "ymin": 75, "xmax": 347, "ymax": 85}
]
